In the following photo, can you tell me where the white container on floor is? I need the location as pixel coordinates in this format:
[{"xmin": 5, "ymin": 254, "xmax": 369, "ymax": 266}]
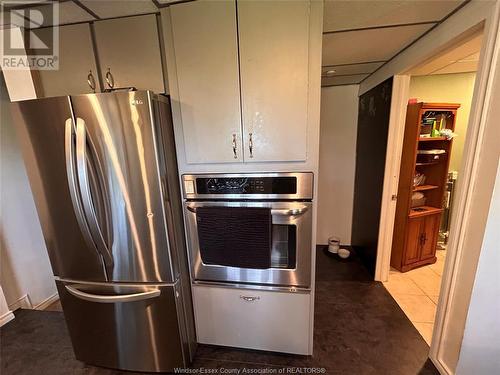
[{"xmin": 328, "ymin": 236, "xmax": 340, "ymax": 253}]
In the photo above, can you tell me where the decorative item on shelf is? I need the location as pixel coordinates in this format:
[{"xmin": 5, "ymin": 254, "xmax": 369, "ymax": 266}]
[
  {"xmin": 431, "ymin": 120, "xmax": 441, "ymax": 137},
  {"xmin": 328, "ymin": 236, "xmax": 340, "ymax": 254},
  {"xmin": 439, "ymin": 128, "xmax": 457, "ymax": 140},
  {"xmin": 413, "ymin": 172, "xmax": 426, "ymax": 187},
  {"xmin": 417, "ymin": 149, "xmax": 446, "ymax": 163},
  {"xmin": 411, "ymin": 192, "xmax": 426, "ymax": 208},
  {"xmin": 420, "ymin": 114, "xmax": 435, "ymax": 137}
]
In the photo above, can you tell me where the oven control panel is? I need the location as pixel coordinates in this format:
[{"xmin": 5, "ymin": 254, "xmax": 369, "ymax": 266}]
[
  {"xmin": 182, "ymin": 173, "xmax": 313, "ymax": 200},
  {"xmin": 195, "ymin": 177, "xmax": 297, "ymax": 195}
]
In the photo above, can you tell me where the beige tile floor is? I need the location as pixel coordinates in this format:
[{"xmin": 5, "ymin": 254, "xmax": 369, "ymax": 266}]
[{"xmin": 383, "ymin": 250, "xmax": 446, "ymax": 345}]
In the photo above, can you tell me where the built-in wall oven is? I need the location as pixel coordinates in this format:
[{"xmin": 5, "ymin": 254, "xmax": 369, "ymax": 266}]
[{"xmin": 182, "ymin": 173, "xmax": 314, "ymax": 289}]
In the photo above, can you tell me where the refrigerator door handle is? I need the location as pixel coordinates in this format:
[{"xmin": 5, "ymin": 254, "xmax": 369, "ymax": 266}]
[
  {"xmin": 65, "ymin": 119, "xmax": 102, "ymax": 257},
  {"xmin": 65, "ymin": 284, "xmax": 161, "ymax": 303},
  {"xmin": 75, "ymin": 118, "xmax": 114, "ymax": 274}
]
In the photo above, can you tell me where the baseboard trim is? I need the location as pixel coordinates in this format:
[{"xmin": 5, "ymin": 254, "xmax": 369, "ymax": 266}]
[
  {"xmin": 33, "ymin": 293, "xmax": 59, "ymax": 311},
  {"xmin": 0, "ymin": 310, "xmax": 15, "ymax": 327},
  {"xmin": 8, "ymin": 294, "xmax": 32, "ymax": 311}
]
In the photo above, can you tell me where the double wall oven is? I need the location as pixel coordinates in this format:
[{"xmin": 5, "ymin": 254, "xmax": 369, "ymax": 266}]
[{"xmin": 182, "ymin": 173, "xmax": 314, "ymax": 289}]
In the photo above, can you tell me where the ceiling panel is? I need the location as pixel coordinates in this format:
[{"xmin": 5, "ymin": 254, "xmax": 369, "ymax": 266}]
[
  {"xmin": 26, "ymin": 1, "xmax": 95, "ymax": 27},
  {"xmin": 410, "ymin": 32, "xmax": 483, "ymax": 75},
  {"xmin": 322, "ymin": 61, "xmax": 385, "ymax": 76},
  {"xmin": 156, "ymin": 0, "xmax": 182, "ymax": 4},
  {"xmin": 80, "ymin": 0, "xmax": 158, "ymax": 18},
  {"xmin": 324, "ymin": 0, "xmax": 464, "ymax": 32},
  {"xmin": 432, "ymin": 60, "xmax": 478, "ymax": 75},
  {"xmin": 322, "ymin": 74, "xmax": 368, "ymax": 87},
  {"xmin": 322, "ymin": 23, "xmax": 434, "ymax": 66}
]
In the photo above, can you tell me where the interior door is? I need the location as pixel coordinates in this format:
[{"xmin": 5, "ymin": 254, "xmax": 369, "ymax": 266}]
[
  {"xmin": 70, "ymin": 91, "xmax": 174, "ymax": 283},
  {"xmin": 93, "ymin": 15, "xmax": 165, "ymax": 93},
  {"xmin": 169, "ymin": 0, "xmax": 243, "ymax": 164},
  {"xmin": 238, "ymin": 0, "xmax": 309, "ymax": 162},
  {"xmin": 420, "ymin": 214, "xmax": 440, "ymax": 261},
  {"xmin": 11, "ymin": 96, "xmax": 107, "ymax": 281},
  {"xmin": 30, "ymin": 24, "xmax": 100, "ymax": 97}
]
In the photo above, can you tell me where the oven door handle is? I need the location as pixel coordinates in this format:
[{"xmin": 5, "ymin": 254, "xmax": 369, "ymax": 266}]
[{"xmin": 185, "ymin": 205, "xmax": 308, "ymax": 216}]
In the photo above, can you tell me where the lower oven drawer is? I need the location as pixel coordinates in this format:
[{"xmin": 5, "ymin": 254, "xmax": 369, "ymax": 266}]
[{"xmin": 192, "ymin": 284, "xmax": 312, "ymax": 355}]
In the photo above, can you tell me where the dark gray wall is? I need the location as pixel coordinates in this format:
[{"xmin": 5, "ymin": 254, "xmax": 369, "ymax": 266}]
[{"xmin": 351, "ymin": 78, "xmax": 393, "ymax": 275}]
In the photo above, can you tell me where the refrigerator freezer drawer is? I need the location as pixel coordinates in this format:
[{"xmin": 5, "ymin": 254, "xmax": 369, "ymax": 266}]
[
  {"xmin": 192, "ymin": 284, "xmax": 312, "ymax": 355},
  {"xmin": 56, "ymin": 280, "xmax": 187, "ymax": 372}
]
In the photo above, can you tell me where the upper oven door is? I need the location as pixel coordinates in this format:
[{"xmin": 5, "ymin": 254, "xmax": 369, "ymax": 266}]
[{"xmin": 184, "ymin": 201, "xmax": 312, "ymax": 288}]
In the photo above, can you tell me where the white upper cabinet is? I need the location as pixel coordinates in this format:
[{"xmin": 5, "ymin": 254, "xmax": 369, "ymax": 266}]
[
  {"xmin": 169, "ymin": 0, "xmax": 243, "ymax": 164},
  {"xmin": 32, "ymin": 24, "xmax": 100, "ymax": 97},
  {"xmin": 238, "ymin": 0, "xmax": 310, "ymax": 162},
  {"xmin": 93, "ymin": 15, "xmax": 165, "ymax": 93}
]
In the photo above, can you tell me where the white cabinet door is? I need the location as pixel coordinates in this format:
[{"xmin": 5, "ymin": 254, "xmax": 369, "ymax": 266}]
[
  {"xmin": 93, "ymin": 15, "xmax": 165, "ymax": 93},
  {"xmin": 238, "ymin": 0, "xmax": 310, "ymax": 162},
  {"xmin": 170, "ymin": 0, "xmax": 243, "ymax": 164},
  {"xmin": 193, "ymin": 285, "xmax": 312, "ymax": 354},
  {"xmin": 32, "ymin": 24, "xmax": 100, "ymax": 97}
]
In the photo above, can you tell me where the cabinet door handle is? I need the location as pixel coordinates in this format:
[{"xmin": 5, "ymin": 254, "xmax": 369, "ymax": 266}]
[
  {"xmin": 248, "ymin": 132, "xmax": 254, "ymax": 158},
  {"xmin": 87, "ymin": 70, "xmax": 96, "ymax": 93},
  {"xmin": 105, "ymin": 68, "xmax": 115, "ymax": 89},
  {"xmin": 419, "ymin": 233, "xmax": 426, "ymax": 246},
  {"xmin": 240, "ymin": 295, "xmax": 259, "ymax": 302},
  {"xmin": 232, "ymin": 133, "xmax": 237, "ymax": 159}
]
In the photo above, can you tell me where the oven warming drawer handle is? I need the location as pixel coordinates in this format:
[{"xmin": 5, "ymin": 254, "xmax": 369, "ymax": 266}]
[
  {"xmin": 185, "ymin": 205, "xmax": 308, "ymax": 216},
  {"xmin": 65, "ymin": 285, "xmax": 161, "ymax": 303}
]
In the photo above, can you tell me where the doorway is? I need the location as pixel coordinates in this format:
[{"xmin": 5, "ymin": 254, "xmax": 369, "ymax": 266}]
[{"xmin": 380, "ymin": 30, "xmax": 483, "ymax": 344}]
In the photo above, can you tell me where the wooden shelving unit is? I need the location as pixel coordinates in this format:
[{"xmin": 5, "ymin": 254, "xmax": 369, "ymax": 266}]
[
  {"xmin": 390, "ymin": 102, "xmax": 460, "ymax": 273},
  {"xmin": 409, "ymin": 206, "xmax": 444, "ymax": 218},
  {"xmin": 416, "ymin": 161, "xmax": 440, "ymax": 166},
  {"xmin": 413, "ymin": 184, "xmax": 439, "ymax": 192},
  {"xmin": 418, "ymin": 136, "xmax": 449, "ymax": 142}
]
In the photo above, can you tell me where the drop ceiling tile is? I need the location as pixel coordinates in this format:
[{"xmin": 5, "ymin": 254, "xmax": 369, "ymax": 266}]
[
  {"xmin": 322, "ymin": 61, "xmax": 385, "ymax": 76},
  {"xmin": 324, "ymin": 0, "xmax": 464, "ymax": 32},
  {"xmin": 410, "ymin": 32, "xmax": 482, "ymax": 75},
  {"xmin": 322, "ymin": 23, "xmax": 434, "ymax": 66},
  {"xmin": 156, "ymin": 0, "xmax": 181, "ymax": 4},
  {"xmin": 80, "ymin": 0, "xmax": 158, "ymax": 18},
  {"xmin": 25, "ymin": 1, "xmax": 95, "ymax": 27},
  {"xmin": 460, "ymin": 51, "xmax": 480, "ymax": 62},
  {"xmin": 322, "ymin": 74, "xmax": 369, "ymax": 86},
  {"xmin": 432, "ymin": 60, "xmax": 478, "ymax": 75}
]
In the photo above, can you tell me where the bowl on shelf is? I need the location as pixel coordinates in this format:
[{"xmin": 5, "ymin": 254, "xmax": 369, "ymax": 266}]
[
  {"xmin": 411, "ymin": 192, "xmax": 426, "ymax": 208},
  {"xmin": 417, "ymin": 149, "xmax": 446, "ymax": 163}
]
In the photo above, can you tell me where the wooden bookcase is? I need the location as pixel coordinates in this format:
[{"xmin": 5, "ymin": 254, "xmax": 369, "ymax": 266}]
[{"xmin": 390, "ymin": 103, "xmax": 460, "ymax": 272}]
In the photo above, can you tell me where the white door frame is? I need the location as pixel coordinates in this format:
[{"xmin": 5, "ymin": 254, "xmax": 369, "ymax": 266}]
[
  {"xmin": 374, "ymin": 74, "xmax": 410, "ymax": 282},
  {"xmin": 374, "ymin": 3, "xmax": 500, "ymax": 374}
]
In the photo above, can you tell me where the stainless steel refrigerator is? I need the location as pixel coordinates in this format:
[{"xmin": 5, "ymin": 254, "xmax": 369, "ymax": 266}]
[{"xmin": 12, "ymin": 90, "xmax": 196, "ymax": 372}]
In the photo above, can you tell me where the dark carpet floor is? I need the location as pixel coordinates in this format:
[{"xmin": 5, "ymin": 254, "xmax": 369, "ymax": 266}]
[{"xmin": 0, "ymin": 247, "xmax": 438, "ymax": 374}]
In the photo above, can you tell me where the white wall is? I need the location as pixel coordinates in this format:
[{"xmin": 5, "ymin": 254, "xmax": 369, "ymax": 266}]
[
  {"xmin": 456, "ymin": 161, "xmax": 500, "ymax": 374},
  {"xmin": 0, "ymin": 27, "xmax": 37, "ymax": 101},
  {"xmin": 317, "ymin": 85, "xmax": 358, "ymax": 245},
  {"xmin": 0, "ymin": 75, "xmax": 56, "ymax": 309}
]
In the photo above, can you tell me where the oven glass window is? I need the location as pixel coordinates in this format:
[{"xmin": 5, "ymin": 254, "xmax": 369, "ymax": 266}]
[{"xmin": 271, "ymin": 225, "xmax": 296, "ymax": 269}]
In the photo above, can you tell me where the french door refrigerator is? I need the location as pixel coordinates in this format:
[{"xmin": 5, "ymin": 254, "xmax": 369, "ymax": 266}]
[{"xmin": 12, "ymin": 91, "xmax": 196, "ymax": 372}]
